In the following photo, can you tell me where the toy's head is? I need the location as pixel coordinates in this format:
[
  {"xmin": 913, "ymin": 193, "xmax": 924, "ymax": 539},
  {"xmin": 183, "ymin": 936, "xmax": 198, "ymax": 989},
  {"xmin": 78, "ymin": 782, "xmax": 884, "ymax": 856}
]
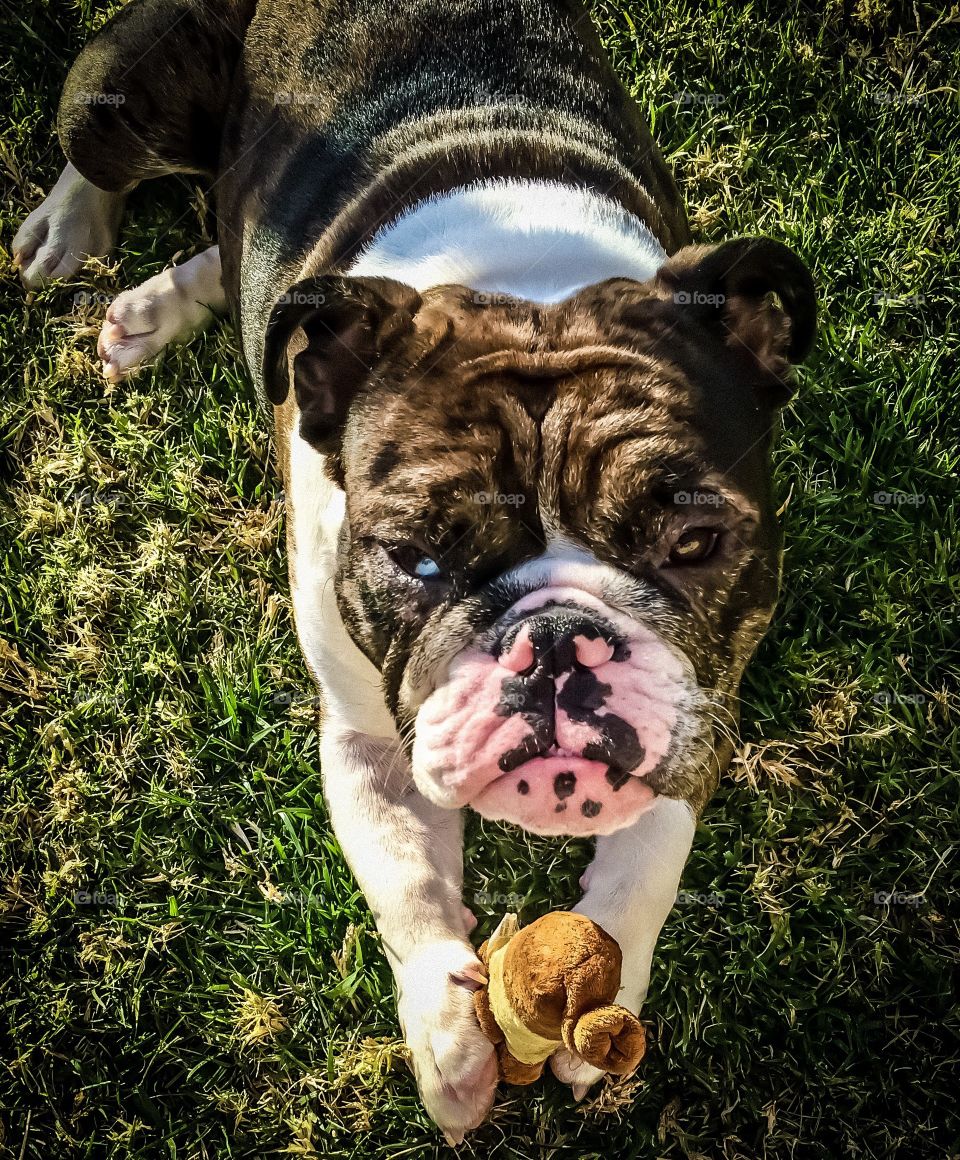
[{"xmin": 475, "ymin": 912, "xmax": 646, "ymax": 1083}]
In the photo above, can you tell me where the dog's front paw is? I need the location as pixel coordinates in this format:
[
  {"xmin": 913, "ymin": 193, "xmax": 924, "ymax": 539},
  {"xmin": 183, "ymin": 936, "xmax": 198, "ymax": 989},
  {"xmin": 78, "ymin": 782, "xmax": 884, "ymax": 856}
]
[
  {"xmin": 397, "ymin": 940, "xmax": 497, "ymax": 1144},
  {"xmin": 549, "ymin": 1046, "xmax": 606, "ymax": 1101}
]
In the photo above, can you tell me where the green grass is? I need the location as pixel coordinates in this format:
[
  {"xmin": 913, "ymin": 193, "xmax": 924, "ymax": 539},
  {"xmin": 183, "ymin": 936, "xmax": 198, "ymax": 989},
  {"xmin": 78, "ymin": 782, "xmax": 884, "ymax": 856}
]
[{"xmin": 2, "ymin": 0, "xmax": 959, "ymax": 1156}]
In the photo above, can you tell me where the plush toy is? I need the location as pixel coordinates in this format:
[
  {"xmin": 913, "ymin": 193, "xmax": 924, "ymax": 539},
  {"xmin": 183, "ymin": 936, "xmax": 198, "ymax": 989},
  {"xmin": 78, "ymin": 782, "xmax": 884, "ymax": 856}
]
[{"xmin": 473, "ymin": 911, "xmax": 646, "ymax": 1085}]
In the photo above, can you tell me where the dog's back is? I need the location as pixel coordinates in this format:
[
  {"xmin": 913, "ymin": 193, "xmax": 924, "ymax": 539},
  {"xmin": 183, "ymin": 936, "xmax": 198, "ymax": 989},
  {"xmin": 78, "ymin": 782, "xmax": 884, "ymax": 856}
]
[{"xmin": 220, "ymin": 0, "xmax": 690, "ymax": 384}]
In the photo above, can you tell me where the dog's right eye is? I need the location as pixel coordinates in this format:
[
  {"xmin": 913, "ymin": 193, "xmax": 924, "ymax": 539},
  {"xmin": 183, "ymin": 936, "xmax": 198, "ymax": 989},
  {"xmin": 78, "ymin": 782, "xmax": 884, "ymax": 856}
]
[
  {"xmin": 665, "ymin": 528, "xmax": 720, "ymax": 565},
  {"xmin": 385, "ymin": 544, "xmax": 445, "ymax": 581}
]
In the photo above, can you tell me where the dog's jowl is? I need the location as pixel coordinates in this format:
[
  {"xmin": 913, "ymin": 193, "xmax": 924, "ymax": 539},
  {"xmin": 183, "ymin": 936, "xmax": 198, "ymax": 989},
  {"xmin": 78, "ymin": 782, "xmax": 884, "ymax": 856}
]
[{"xmin": 15, "ymin": 0, "xmax": 815, "ymax": 1140}]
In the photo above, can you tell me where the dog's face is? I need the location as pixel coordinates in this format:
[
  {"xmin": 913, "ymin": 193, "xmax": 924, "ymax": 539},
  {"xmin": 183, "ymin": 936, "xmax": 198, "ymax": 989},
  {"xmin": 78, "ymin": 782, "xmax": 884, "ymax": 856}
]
[{"xmin": 266, "ymin": 238, "xmax": 815, "ymax": 835}]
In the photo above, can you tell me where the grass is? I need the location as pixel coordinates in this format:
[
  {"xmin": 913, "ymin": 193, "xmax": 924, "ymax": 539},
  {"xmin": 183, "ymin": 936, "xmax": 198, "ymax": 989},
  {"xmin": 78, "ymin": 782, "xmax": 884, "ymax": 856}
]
[{"xmin": 1, "ymin": 0, "xmax": 958, "ymax": 1156}]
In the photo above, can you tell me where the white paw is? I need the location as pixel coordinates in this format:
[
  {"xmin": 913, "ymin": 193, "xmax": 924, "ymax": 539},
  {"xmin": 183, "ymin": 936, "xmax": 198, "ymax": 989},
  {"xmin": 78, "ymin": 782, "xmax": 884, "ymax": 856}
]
[
  {"xmin": 13, "ymin": 163, "xmax": 123, "ymax": 289},
  {"xmin": 97, "ymin": 247, "xmax": 224, "ymax": 380},
  {"xmin": 550, "ymin": 1046, "xmax": 606, "ymax": 1101},
  {"xmin": 397, "ymin": 940, "xmax": 497, "ymax": 1144}
]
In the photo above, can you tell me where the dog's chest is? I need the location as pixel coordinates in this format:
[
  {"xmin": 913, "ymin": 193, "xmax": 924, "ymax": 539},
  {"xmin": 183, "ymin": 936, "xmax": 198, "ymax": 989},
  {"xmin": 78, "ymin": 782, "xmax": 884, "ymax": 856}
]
[{"xmin": 347, "ymin": 179, "xmax": 667, "ymax": 299}]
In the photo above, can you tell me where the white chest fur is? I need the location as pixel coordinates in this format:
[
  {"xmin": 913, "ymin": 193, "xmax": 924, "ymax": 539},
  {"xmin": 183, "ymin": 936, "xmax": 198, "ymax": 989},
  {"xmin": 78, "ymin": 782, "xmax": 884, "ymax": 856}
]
[{"xmin": 348, "ymin": 178, "xmax": 667, "ymax": 301}]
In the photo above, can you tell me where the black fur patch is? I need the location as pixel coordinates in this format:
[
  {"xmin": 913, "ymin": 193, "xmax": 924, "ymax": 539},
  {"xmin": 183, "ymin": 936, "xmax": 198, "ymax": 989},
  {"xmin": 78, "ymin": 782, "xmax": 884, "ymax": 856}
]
[
  {"xmin": 369, "ymin": 440, "xmax": 402, "ymax": 485},
  {"xmin": 554, "ymin": 771, "xmax": 576, "ymax": 799},
  {"xmin": 605, "ymin": 766, "xmax": 631, "ymax": 791},
  {"xmin": 558, "ymin": 669, "xmax": 646, "ymax": 774},
  {"xmin": 499, "ymin": 732, "xmax": 546, "ymax": 773}
]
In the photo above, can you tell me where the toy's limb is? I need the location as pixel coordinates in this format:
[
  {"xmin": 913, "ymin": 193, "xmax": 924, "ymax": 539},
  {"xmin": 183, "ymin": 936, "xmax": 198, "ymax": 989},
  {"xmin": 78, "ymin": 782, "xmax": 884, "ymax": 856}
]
[
  {"xmin": 566, "ymin": 1005, "xmax": 646, "ymax": 1074},
  {"xmin": 499, "ymin": 1050, "xmax": 544, "ymax": 1086},
  {"xmin": 474, "ymin": 981, "xmax": 505, "ymax": 1046},
  {"xmin": 551, "ymin": 797, "xmax": 696, "ymax": 1095},
  {"xmin": 474, "ymin": 978, "xmax": 543, "ymax": 1084}
]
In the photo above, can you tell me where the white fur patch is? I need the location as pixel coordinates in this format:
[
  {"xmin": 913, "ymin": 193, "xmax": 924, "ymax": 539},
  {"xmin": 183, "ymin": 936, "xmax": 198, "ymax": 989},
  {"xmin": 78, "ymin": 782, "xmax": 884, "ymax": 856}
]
[
  {"xmin": 98, "ymin": 245, "xmax": 226, "ymax": 379},
  {"xmin": 13, "ymin": 162, "xmax": 124, "ymax": 289},
  {"xmin": 349, "ymin": 178, "xmax": 667, "ymax": 301}
]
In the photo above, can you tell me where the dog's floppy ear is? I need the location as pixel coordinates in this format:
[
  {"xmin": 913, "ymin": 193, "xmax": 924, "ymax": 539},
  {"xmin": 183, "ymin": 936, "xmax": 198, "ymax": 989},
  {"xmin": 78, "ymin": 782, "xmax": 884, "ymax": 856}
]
[
  {"xmin": 263, "ymin": 275, "xmax": 422, "ymax": 451},
  {"xmin": 655, "ymin": 237, "xmax": 816, "ymax": 401}
]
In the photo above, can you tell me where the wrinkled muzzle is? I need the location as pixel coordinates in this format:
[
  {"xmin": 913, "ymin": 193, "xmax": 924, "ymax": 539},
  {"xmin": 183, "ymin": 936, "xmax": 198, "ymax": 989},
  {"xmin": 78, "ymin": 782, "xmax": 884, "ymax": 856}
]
[{"xmin": 411, "ymin": 585, "xmax": 703, "ymax": 836}]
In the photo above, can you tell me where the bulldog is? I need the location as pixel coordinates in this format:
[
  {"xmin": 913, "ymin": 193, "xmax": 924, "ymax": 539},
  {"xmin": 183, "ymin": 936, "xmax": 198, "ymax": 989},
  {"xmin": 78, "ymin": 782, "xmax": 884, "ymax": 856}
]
[{"xmin": 14, "ymin": 0, "xmax": 815, "ymax": 1141}]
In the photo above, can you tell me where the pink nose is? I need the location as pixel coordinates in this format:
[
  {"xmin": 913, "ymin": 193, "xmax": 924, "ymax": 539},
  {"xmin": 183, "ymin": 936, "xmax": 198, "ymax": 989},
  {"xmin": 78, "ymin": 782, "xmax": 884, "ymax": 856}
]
[
  {"xmin": 498, "ymin": 629, "xmax": 535, "ymax": 672},
  {"xmin": 497, "ymin": 624, "xmax": 614, "ymax": 671},
  {"xmin": 572, "ymin": 634, "xmax": 614, "ymax": 668}
]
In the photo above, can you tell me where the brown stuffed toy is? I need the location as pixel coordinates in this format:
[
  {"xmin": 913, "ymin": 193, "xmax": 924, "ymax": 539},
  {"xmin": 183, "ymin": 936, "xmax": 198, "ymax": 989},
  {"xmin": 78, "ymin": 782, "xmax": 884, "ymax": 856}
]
[{"xmin": 473, "ymin": 911, "xmax": 646, "ymax": 1085}]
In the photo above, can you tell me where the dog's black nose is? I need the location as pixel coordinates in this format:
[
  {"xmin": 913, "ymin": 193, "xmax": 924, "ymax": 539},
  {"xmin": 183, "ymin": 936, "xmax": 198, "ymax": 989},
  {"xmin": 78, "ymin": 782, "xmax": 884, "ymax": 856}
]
[
  {"xmin": 493, "ymin": 610, "xmax": 636, "ymax": 776},
  {"xmin": 497, "ymin": 612, "xmax": 615, "ymax": 677}
]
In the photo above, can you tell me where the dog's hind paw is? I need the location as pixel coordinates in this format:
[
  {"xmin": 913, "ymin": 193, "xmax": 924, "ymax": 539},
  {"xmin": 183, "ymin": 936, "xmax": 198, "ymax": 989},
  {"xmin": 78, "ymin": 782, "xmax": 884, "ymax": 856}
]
[
  {"xmin": 97, "ymin": 246, "xmax": 225, "ymax": 380},
  {"xmin": 13, "ymin": 163, "xmax": 124, "ymax": 289}
]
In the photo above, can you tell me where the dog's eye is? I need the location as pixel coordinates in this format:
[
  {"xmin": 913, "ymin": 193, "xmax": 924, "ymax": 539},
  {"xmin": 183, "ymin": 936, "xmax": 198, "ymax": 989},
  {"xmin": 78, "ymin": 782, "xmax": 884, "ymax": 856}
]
[
  {"xmin": 386, "ymin": 544, "xmax": 445, "ymax": 580},
  {"xmin": 413, "ymin": 556, "xmax": 442, "ymax": 579},
  {"xmin": 667, "ymin": 528, "xmax": 719, "ymax": 565}
]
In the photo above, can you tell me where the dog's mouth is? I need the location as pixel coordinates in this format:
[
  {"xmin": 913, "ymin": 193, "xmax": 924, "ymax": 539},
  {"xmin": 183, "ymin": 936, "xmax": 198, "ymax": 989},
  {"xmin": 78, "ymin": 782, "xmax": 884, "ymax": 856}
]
[
  {"xmin": 408, "ymin": 571, "xmax": 707, "ymax": 836},
  {"xmin": 497, "ymin": 739, "xmax": 633, "ymax": 779},
  {"xmin": 471, "ymin": 751, "xmax": 658, "ymax": 837}
]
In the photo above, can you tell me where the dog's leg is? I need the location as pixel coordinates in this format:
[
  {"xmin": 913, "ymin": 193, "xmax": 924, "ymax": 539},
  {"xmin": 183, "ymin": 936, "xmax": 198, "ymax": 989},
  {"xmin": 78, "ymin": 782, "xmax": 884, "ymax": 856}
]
[
  {"xmin": 13, "ymin": 162, "xmax": 126, "ymax": 289},
  {"xmin": 31, "ymin": 0, "xmax": 254, "ymax": 364},
  {"xmin": 550, "ymin": 796, "xmax": 697, "ymax": 1097},
  {"xmin": 321, "ymin": 726, "xmax": 497, "ymax": 1144},
  {"xmin": 98, "ymin": 245, "xmax": 226, "ymax": 379},
  {"xmin": 56, "ymin": 0, "xmax": 254, "ymax": 194}
]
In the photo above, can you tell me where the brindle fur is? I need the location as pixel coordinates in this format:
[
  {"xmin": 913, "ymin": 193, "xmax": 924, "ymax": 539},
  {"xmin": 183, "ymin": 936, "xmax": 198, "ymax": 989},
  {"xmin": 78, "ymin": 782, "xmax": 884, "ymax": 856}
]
[
  {"xmin": 58, "ymin": 0, "xmax": 690, "ymax": 398},
  {"xmin": 55, "ymin": 5, "xmax": 812, "ymax": 805}
]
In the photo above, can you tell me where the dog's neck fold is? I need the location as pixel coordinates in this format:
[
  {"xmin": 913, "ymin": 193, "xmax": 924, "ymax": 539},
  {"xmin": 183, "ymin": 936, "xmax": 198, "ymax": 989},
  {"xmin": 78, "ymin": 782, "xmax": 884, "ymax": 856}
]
[{"xmin": 348, "ymin": 178, "xmax": 667, "ymax": 302}]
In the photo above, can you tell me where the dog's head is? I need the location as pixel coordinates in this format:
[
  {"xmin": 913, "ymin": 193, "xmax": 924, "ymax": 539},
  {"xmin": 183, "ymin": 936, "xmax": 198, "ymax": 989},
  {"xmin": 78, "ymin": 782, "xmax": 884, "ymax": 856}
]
[{"xmin": 265, "ymin": 238, "xmax": 815, "ymax": 835}]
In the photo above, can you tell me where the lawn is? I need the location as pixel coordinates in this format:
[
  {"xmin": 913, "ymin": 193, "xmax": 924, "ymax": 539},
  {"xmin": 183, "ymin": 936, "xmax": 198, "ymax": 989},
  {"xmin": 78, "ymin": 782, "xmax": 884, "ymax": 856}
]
[{"xmin": 1, "ymin": 0, "xmax": 958, "ymax": 1156}]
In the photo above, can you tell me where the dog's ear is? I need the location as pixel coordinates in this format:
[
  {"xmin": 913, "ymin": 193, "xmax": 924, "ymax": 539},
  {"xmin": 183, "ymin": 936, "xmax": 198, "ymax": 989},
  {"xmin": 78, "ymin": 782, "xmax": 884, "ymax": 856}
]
[
  {"xmin": 655, "ymin": 237, "xmax": 816, "ymax": 402},
  {"xmin": 263, "ymin": 275, "xmax": 422, "ymax": 452}
]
